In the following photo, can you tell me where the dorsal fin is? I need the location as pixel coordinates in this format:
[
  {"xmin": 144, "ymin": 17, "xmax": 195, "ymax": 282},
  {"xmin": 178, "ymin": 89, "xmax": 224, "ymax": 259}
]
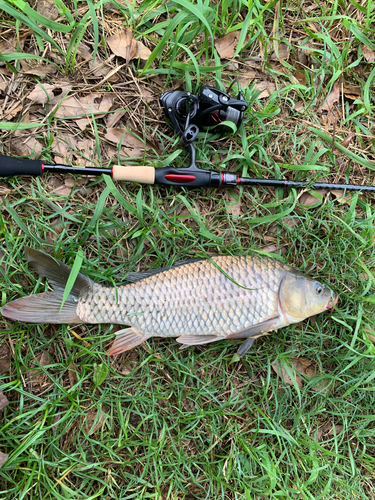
[{"xmin": 125, "ymin": 258, "xmax": 204, "ymax": 283}]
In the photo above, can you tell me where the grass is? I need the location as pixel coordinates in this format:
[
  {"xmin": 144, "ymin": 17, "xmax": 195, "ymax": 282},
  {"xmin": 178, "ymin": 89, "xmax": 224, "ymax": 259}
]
[{"xmin": 0, "ymin": 0, "xmax": 375, "ymax": 498}]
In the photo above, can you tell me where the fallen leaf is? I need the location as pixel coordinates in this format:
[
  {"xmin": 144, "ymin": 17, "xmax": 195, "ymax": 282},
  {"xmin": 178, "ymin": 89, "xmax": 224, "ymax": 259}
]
[
  {"xmin": 83, "ymin": 406, "xmax": 107, "ymax": 435},
  {"xmin": 107, "ymin": 29, "xmax": 138, "ymax": 64},
  {"xmin": 0, "ymin": 39, "xmax": 16, "ymax": 66},
  {"xmin": 238, "ymin": 70, "xmax": 257, "ymax": 89},
  {"xmin": 0, "ymin": 390, "xmax": 9, "ymax": 411},
  {"xmin": 332, "ymin": 133, "xmax": 355, "ymax": 155},
  {"xmin": 255, "ymin": 81, "xmax": 276, "ymax": 99},
  {"xmin": 0, "ymin": 451, "xmax": 8, "ymax": 468},
  {"xmin": 2, "ymin": 102, "xmax": 22, "ymax": 120},
  {"xmin": 343, "ymin": 84, "xmax": 361, "ymax": 100},
  {"xmin": 27, "ymin": 352, "xmax": 51, "ymax": 390},
  {"xmin": 321, "ymin": 83, "xmax": 340, "ymax": 111},
  {"xmin": 135, "ymin": 41, "xmax": 151, "ymax": 61},
  {"xmin": 330, "ymin": 190, "xmax": 353, "ymax": 204},
  {"xmin": 36, "ymin": 0, "xmax": 59, "ymax": 20},
  {"xmin": 294, "ymin": 71, "xmax": 307, "ymax": 85},
  {"xmin": 215, "ymin": 31, "xmax": 241, "ymax": 59},
  {"xmin": 362, "ymin": 44, "xmax": 375, "ymax": 63},
  {"xmin": 140, "ymin": 87, "xmax": 155, "ymax": 103},
  {"xmin": 68, "ymin": 362, "xmax": 79, "ymax": 388},
  {"xmin": 226, "ymin": 192, "xmax": 241, "ymax": 216},
  {"xmin": 272, "ymin": 357, "xmax": 315, "ymax": 388},
  {"xmin": 0, "ymin": 343, "xmax": 10, "ymax": 373},
  {"xmin": 298, "ymin": 190, "xmax": 326, "ymax": 207},
  {"xmin": 271, "ymin": 43, "xmax": 290, "ymax": 61},
  {"xmin": 260, "ymin": 244, "xmax": 287, "ymax": 255},
  {"xmin": 105, "ymin": 127, "xmax": 145, "ymax": 157},
  {"xmin": 27, "ymin": 82, "xmax": 71, "ymax": 105},
  {"xmin": 315, "ymin": 422, "xmax": 344, "ymax": 443},
  {"xmin": 22, "ymin": 64, "xmax": 57, "ymax": 77},
  {"xmin": 46, "ymin": 217, "xmax": 69, "ymax": 244},
  {"xmin": 54, "ymin": 93, "xmax": 113, "ymax": 120}
]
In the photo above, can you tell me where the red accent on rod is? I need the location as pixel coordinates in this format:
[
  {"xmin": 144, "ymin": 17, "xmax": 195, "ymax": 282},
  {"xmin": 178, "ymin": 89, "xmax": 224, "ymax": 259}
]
[
  {"xmin": 41, "ymin": 164, "xmax": 44, "ymax": 173},
  {"xmin": 165, "ymin": 174, "xmax": 196, "ymax": 183},
  {"xmin": 221, "ymin": 172, "xmax": 224, "ymax": 187},
  {"xmin": 111, "ymin": 167, "xmax": 114, "ymax": 178}
]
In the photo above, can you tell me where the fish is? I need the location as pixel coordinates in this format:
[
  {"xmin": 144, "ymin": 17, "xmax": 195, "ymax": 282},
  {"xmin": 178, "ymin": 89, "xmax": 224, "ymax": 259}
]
[{"xmin": 1, "ymin": 247, "xmax": 337, "ymax": 358}]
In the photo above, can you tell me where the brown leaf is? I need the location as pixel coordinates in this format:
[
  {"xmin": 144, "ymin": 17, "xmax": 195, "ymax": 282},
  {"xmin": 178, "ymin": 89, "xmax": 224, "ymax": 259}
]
[
  {"xmin": 226, "ymin": 192, "xmax": 241, "ymax": 216},
  {"xmin": 260, "ymin": 244, "xmax": 287, "ymax": 255},
  {"xmin": 105, "ymin": 127, "xmax": 145, "ymax": 157},
  {"xmin": 83, "ymin": 406, "xmax": 107, "ymax": 435},
  {"xmin": 330, "ymin": 190, "xmax": 353, "ymax": 204},
  {"xmin": 272, "ymin": 357, "xmax": 315, "ymax": 387},
  {"xmin": 238, "ymin": 70, "xmax": 257, "ymax": 89},
  {"xmin": 36, "ymin": 0, "xmax": 59, "ymax": 20},
  {"xmin": 135, "ymin": 41, "xmax": 151, "ymax": 61},
  {"xmin": 0, "ymin": 451, "xmax": 8, "ymax": 468},
  {"xmin": 332, "ymin": 133, "xmax": 355, "ymax": 155},
  {"xmin": 321, "ymin": 83, "xmax": 340, "ymax": 111},
  {"xmin": 0, "ymin": 390, "xmax": 9, "ymax": 411},
  {"xmin": 343, "ymin": 84, "xmax": 361, "ymax": 100},
  {"xmin": 68, "ymin": 362, "xmax": 79, "ymax": 388},
  {"xmin": 315, "ymin": 422, "xmax": 344, "ymax": 443},
  {"xmin": 22, "ymin": 64, "xmax": 57, "ymax": 77},
  {"xmin": 255, "ymin": 81, "xmax": 276, "ymax": 99},
  {"xmin": 27, "ymin": 82, "xmax": 71, "ymax": 105},
  {"xmin": 215, "ymin": 31, "xmax": 241, "ymax": 59},
  {"xmin": 54, "ymin": 93, "xmax": 113, "ymax": 120},
  {"xmin": 0, "ymin": 343, "xmax": 11, "ymax": 373},
  {"xmin": 27, "ymin": 352, "xmax": 51, "ymax": 390},
  {"xmin": 0, "ymin": 38, "xmax": 16, "ymax": 66},
  {"xmin": 362, "ymin": 44, "xmax": 375, "ymax": 63},
  {"xmin": 107, "ymin": 29, "xmax": 138, "ymax": 64},
  {"xmin": 271, "ymin": 43, "xmax": 290, "ymax": 61},
  {"xmin": 298, "ymin": 190, "xmax": 326, "ymax": 207}
]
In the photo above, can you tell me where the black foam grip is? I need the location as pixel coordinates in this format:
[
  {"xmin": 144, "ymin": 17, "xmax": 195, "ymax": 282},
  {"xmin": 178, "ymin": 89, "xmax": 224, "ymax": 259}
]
[{"xmin": 0, "ymin": 155, "xmax": 43, "ymax": 177}]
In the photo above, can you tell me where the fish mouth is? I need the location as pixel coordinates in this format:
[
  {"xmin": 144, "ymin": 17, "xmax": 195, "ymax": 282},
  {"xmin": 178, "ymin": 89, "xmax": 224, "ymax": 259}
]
[{"xmin": 326, "ymin": 294, "xmax": 339, "ymax": 310}]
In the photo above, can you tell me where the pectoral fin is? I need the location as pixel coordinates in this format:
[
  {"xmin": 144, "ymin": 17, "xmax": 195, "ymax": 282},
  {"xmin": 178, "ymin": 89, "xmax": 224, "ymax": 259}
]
[
  {"xmin": 108, "ymin": 327, "xmax": 149, "ymax": 355},
  {"xmin": 237, "ymin": 338, "xmax": 255, "ymax": 358},
  {"xmin": 176, "ymin": 335, "xmax": 225, "ymax": 348},
  {"xmin": 226, "ymin": 316, "xmax": 281, "ymax": 340}
]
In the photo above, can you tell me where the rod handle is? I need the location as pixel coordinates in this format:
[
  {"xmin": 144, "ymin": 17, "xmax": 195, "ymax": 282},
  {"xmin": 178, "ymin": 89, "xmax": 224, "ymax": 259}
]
[
  {"xmin": 0, "ymin": 155, "xmax": 43, "ymax": 177},
  {"xmin": 112, "ymin": 165, "xmax": 155, "ymax": 184}
]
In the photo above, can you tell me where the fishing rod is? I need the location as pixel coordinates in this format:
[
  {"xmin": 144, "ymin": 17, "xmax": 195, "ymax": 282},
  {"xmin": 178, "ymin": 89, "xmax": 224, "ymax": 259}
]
[{"xmin": 0, "ymin": 85, "xmax": 373, "ymax": 192}]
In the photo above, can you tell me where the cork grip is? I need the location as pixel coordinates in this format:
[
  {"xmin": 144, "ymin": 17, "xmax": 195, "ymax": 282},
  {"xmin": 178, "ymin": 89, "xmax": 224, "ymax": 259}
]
[{"xmin": 112, "ymin": 165, "xmax": 155, "ymax": 184}]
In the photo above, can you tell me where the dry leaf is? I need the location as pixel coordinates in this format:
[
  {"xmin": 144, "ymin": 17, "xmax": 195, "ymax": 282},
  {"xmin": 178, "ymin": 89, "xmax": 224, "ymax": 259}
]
[
  {"xmin": 315, "ymin": 422, "xmax": 344, "ymax": 443},
  {"xmin": 22, "ymin": 64, "xmax": 57, "ymax": 77},
  {"xmin": 27, "ymin": 82, "xmax": 71, "ymax": 105},
  {"xmin": 0, "ymin": 344, "xmax": 11, "ymax": 373},
  {"xmin": 27, "ymin": 352, "xmax": 50, "ymax": 389},
  {"xmin": 0, "ymin": 39, "xmax": 16, "ymax": 66},
  {"xmin": 272, "ymin": 357, "xmax": 315, "ymax": 387},
  {"xmin": 135, "ymin": 41, "xmax": 151, "ymax": 61},
  {"xmin": 362, "ymin": 44, "xmax": 375, "ymax": 63},
  {"xmin": 238, "ymin": 70, "xmax": 257, "ymax": 89},
  {"xmin": 54, "ymin": 93, "xmax": 113, "ymax": 120},
  {"xmin": 343, "ymin": 84, "xmax": 361, "ymax": 100},
  {"xmin": 68, "ymin": 362, "xmax": 79, "ymax": 388},
  {"xmin": 215, "ymin": 31, "xmax": 241, "ymax": 59},
  {"xmin": 298, "ymin": 190, "xmax": 326, "ymax": 207},
  {"xmin": 330, "ymin": 190, "xmax": 353, "ymax": 204},
  {"xmin": 255, "ymin": 81, "xmax": 276, "ymax": 99},
  {"xmin": 332, "ymin": 133, "xmax": 355, "ymax": 155},
  {"xmin": 0, "ymin": 390, "xmax": 9, "ymax": 411},
  {"xmin": 271, "ymin": 43, "xmax": 290, "ymax": 61},
  {"xmin": 140, "ymin": 87, "xmax": 155, "ymax": 103},
  {"xmin": 226, "ymin": 192, "xmax": 241, "ymax": 216},
  {"xmin": 0, "ymin": 451, "xmax": 8, "ymax": 468},
  {"xmin": 36, "ymin": 0, "xmax": 59, "ymax": 20},
  {"xmin": 83, "ymin": 406, "xmax": 107, "ymax": 435},
  {"xmin": 321, "ymin": 83, "xmax": 340, "ymax": 111},
  {"xmin": 107, "ymin": 29, "xmax": 138, "ymax": 64},
  {"xmin": 260, "ymin": 244, "xmax": 287, "ymax": 255},
  {"xmin": 105, "ymin": 127, "xmax": 145, "ymax": 157}
]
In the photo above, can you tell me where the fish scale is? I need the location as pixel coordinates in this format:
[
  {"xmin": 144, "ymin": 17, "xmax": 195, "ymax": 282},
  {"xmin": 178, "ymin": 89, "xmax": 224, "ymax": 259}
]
[
  {"xmin": 76, "ymin": 256, "xmax": 286, "ymax": 336},
  {"xmin": 1, "ymin": 248, "xmax": 336, "ymax": 358}
]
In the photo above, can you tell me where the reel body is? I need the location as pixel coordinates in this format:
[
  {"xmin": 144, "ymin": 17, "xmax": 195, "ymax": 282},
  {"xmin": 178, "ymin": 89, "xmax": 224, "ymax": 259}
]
[{"xmin": 159, "ymin": 85, "xmax": 248, "ymax": 175}]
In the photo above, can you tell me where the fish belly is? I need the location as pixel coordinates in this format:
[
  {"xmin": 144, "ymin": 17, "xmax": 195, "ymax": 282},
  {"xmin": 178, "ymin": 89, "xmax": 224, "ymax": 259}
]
[{"xmin": 76, "ymin": 256, "xmax": 286, "ymax": 337}]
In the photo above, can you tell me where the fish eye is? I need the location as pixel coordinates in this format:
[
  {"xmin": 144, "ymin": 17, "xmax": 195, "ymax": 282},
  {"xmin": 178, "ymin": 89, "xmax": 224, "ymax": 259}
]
[{"xmin": 314, "ymin": 282, "xmax": 323, "ymax": 295}]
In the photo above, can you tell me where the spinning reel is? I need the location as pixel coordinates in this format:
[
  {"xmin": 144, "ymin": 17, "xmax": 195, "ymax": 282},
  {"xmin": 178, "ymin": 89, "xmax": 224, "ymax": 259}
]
[{"xmin": 160, "ymin": 86, "xmax": 248, "ymax": 176}]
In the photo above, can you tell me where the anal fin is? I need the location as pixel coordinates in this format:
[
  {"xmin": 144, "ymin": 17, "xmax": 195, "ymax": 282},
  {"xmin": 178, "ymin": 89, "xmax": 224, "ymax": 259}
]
[
  {"xmin": 226, "ymin": 317, "xmax": 281, "ymax": 340},
  {"xmin": 108, "ymin": 327, "xmax": 148, "ymax": 355},
  {"xmin": 237, "ymin": 338, "xmax": 255, "ymax": 358}
]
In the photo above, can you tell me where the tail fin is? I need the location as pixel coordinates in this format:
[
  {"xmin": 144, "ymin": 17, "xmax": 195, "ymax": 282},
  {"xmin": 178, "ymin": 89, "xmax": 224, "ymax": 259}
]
[{"xmin": 1, "ymin": 247, "xmax": 92, "ymax": 324}]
